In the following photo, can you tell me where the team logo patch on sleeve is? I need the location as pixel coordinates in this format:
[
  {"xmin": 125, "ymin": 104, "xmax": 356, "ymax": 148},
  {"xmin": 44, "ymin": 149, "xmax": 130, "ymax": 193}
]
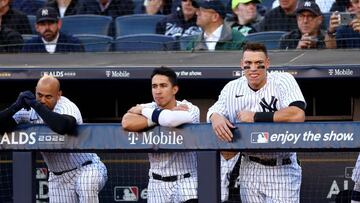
[{"xmin": 251, "ymin": 132, "xmax": 269, "ymax": 143}]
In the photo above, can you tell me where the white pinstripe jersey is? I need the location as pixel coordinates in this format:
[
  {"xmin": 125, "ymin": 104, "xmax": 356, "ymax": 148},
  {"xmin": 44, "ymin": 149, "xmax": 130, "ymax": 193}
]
[
  {"xmin": 207, "ymin": 72, "xmax": 306, "ymax": 159},
  {"xmin": 142, "ymin": 100, "xmax": 200, "ymax": 176},
  {"xmin": 13, "ymin": 96, "xmax": 100, "ymax": 172}
]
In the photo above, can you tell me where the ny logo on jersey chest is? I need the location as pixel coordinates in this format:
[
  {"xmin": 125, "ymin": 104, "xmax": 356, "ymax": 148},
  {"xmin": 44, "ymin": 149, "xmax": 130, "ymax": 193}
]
[{"xmin": 260, "ymin": 96, "xmax": 278, "ymax": 112}]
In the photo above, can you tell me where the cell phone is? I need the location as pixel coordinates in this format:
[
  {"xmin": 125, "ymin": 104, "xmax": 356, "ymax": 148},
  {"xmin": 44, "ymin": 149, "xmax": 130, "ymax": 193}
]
[{"xmin": 339, "ymin": 12, "xmax": 357, "ymax": 25}]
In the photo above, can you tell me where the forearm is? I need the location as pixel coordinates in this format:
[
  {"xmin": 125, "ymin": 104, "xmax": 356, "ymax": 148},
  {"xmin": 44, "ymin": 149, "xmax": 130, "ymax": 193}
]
[
  {"xmin": 121, "ymin": 112, "xmax": 149, "ymax": 131},
  {"xmin": 32, "ymin": 102, "xmax": 77, "ymax": 134},
  {"xmin": 142, "ymin": 108, "xmax": 193, "ymax": 127},
  {"xmin": 273, "ymin": 106, "xmax": 305, "ymax": 122},
  {"xmin": 325, "ymin": 33, "xmax": 337, "ymax": 49}
]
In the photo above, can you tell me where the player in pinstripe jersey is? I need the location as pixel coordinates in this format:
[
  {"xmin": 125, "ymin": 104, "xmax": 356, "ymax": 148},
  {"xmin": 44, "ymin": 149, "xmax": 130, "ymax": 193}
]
[
  {"xmin": 122, "ymin": 66, "xmax": 199, "ymax": 203},
  {"xmin": 351, "ymin": 156, "xmax": 360, "ymax": 202},
  {"xmin": 0, "ymin": 75, "xmax": 107, "ymax": 203},
  {"xmin": 207, "ymin": 43, "xmax": 306, "ymax": 203}
]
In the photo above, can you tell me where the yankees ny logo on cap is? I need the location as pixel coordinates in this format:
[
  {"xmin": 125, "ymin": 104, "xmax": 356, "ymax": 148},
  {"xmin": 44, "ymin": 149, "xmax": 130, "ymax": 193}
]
[{"xmin": 41, "ymin": 9, "xmax": 49, "ymax": 16}]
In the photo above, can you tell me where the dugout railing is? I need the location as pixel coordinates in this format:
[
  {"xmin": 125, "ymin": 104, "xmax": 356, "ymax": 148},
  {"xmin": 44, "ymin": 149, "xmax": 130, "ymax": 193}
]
[{"xmin": 3, "ymin": 122, "xmax": 360, "ymax": 203}]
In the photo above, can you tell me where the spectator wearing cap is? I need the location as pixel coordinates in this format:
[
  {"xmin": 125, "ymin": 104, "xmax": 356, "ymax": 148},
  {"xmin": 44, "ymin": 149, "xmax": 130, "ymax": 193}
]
[
  {"xmin": 0, "ymin": 17, "xmax": 23, "ymax": 53},
  {"xmin": 156, "ymin": 0, "xmax": 201, "ymax": 38},
  {"xmin": 257, "ymin": 0, "xmax": 298, "ymax": 31},
  {"xmin": 186, "ymin": 0, "xmax": 246, "ymax": 51},
  {"xmin": 139, "ymin": 0, "xmax": 173, "ymax": 15},
  {"xmin": 22, "ymin": 7, "xmax": 84, "ymax": 53},
  {"xmin": 0, "ymin": 0, "xmax": 32, "ymax": 34},
  {"xmin": 228, "ymin": 0, "xmax": 263, "ymax": 36},
  {"xmin": 326, "ymin": 0, "xmax": 360, "ymax": 48},
  {"xmin": 280, "ymin": 1, "xmax": 326, "ymax": 49},
  {"xmin": 273, "ymin": 0, "xmax": 335, "ymax": 13}
]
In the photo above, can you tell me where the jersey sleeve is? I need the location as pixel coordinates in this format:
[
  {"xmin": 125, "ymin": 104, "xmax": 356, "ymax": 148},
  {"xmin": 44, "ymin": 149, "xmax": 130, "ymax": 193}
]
[
  {"xmin": 180, "ymin": 99, "xmax": 200, "ymax": 124},
  {"xmin": 277, "ymin": 73, "xmax": 306, "ymax": 108},
  {"xmin": 53, "ymin": 97, "xmax": 83, "ymax": 124},
  {"xmin": 207, "ymin": 82, "xmax": 231, "ymax": 122}
]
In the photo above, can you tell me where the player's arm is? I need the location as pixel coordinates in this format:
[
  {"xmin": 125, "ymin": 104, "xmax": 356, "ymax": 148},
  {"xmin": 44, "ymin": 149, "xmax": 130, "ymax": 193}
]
[
  {"xmin": 121, "ymin": 111, "xmax": 149, "ymax": 132},
  {"xmin": 0, "ymin": 91, "xmax": 32, "ymax": 133},
  {"xmin": 273, "ymin": 102, "xmax": 305, "ymax": 122},
  {"xmin": 142, "ymin": 106, "xmax": 194, "ymax": 127},
  {"xmin": 22, "ymin": 92, "xmax": 76, "ymax": 135}
]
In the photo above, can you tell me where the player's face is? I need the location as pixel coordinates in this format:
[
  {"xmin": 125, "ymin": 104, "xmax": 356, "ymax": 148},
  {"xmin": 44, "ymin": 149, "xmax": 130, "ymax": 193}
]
[
  {"xmin": 297, "ymin": 11, "xmax": 322, "ymax": 35},
  {"xmin": 35, "ymin": 20, "xmax": 61, "ymax": 42},
  {"xmin": 152, "ymin": 74, "xmax": 178, "ymax": 109},
  {"xmin": 35, "ymin": 83, "xmax": 61, "ymax": 110},
  {"xmin": 241, "ymin": 50, "xmax": 269, "ymax": 90}
]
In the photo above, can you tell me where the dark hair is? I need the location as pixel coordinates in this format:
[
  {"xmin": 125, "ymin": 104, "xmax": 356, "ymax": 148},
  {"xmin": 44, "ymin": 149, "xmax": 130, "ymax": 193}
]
[
  {"xmin": 243, "ymin": 42, "xmax": 268, "ymax": 56},
  {"xmin": 151, "ymin": 66, "xmax": 178, "ymax": 86}
]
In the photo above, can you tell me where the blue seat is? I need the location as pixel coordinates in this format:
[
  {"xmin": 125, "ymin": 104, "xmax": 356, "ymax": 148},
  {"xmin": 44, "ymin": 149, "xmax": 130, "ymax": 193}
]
[
  {"xmin": 114, "ymin": 14, "xmax": 166, "ymax": 37},
  {"xmin": 73, "ymin": 34, "xmax": 113, "ymax": 52},
  {"xmin": 22, "ymin": 34, "xmax": 37, "ymax": 43},
  {"xmin": 27, "ymin": 15, "xmax": 36, "ymax": 34},
  {"xmin": 245, "ymin": 31, "xmax": 287, "ymax": 50},
  {"xmin": 114, "ymin": 34, "xmax": 176, "ymax": 51},
  {"xmin": 178, "ymin": 35, "xmax": 199, "ymax": 51},
  {"xmin": 61, "ymin": 15, "xmax": 112, "ymax": 35}
]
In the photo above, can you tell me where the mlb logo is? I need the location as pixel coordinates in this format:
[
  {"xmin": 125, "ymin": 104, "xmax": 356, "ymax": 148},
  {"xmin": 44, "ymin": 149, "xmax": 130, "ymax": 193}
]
[
  {"xmin": 233, "ymin": 71, "xmax": 242, "ymax": 77},
  {"xmin": 114, "ymin": 186, "xmax": 139, "ymax": 201},
  {"xmin": 36, "ymin": 168, "xmax": 48, "ymax": 179},
  {"xmin": 251, "ymin": 132, "xmax": 269, "ymax": 143}
]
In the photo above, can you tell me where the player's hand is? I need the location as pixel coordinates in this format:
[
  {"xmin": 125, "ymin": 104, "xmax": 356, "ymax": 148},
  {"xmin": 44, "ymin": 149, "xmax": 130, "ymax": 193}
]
[
  {"xmin": 21, "ymin": 91, "xmax": 37, "ymax": 108},
  {"xmin": 350, "ymin": 18, "xmax": 360, "ymax": 32},
  {"xmin": 127, "ymin": 104, "xmax": 143, "ymax": 115},
  {"xmin": 210, "ymin": 113, "xmax": 235, "ymax": 142},
  {"xmin": 172, "ymin": 104, "xmax": 189, "ymax": 111},
  {"xmin": 328, "ymin": 11, "xmax": 340, "ymax": 33},
  {"xmin": 237, "ymin": 111, "xmax": 255, "ymax": 122},
  {"xmin": 13, "ymin": 91, "xmax": 33, "ymax": 111}
]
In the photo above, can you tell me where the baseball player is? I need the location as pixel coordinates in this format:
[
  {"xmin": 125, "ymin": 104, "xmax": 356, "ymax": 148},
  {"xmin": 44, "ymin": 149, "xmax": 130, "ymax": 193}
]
[
  {"xmin": 122, "ymin": 67, "xmax": 200, "ymax": 203},
  {"xmin": 207, "ymin": 42, "xmax": 306, "ymax": 202},
  {"xmin": 0, "ymin": 75, "xmax": 107, "ymax": 203},
  {"xmin": 352, "ymin": 156, "xmax": 360, "ymax": 202}
]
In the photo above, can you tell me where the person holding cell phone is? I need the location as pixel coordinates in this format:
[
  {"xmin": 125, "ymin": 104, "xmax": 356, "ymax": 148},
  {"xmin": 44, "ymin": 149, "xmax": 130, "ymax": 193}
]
[
  {"xmin": 326, "ymin": 0, "xmax": 360, "ymax": 48},
  {"xmin": 279, "ymin": 1, "xmax": 326, "ymax": 49}
]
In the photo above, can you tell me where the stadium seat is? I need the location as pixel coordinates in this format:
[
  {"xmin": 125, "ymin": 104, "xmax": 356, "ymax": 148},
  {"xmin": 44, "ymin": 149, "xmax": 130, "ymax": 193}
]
[
  {"xmin": 21, "ymin": 34, "xmax": 37, "ymax": 42},
  {"xmin": 27, "ymin": 15, "xmax": 36, "ymax": 34},
  {"xmin": 245, "ymin": 31, "xmax": 287, "ymax": 50},
  {"xmin": 114, "ymin": 14, "xmax": 166, "ymax": 37},
  {"xmin": 114, "ymin": 34, "xmax": 176, "ymax": 51},
  {"xmin": 73, "ymin": 34, "xmax": 113, "ymax": 52},
  {"xmin": 178, "ymin": 35, "xmax": 200, "ymax": 51},
  {"xmin": 61, "ymin": 15, "xmax": 113, "ymax": 36}
]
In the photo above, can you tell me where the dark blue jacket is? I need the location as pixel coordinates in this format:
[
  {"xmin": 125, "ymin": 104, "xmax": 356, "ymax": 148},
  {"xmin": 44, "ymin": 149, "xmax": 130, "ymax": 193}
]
[{"xmin": 22, "ymin": 32, "xmax": 84, "ymax": 53}]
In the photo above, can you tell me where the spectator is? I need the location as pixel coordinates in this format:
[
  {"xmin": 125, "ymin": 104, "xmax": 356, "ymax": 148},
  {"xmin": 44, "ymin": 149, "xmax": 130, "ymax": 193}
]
[
  {"xmin": 330, "ymin": 0, "xmax": 354, "ymax": 12},
  {"xmin": 140, "ymin": 0, "xmax": 173, "ymax": 15},
  {"xmin": 228, "ymin": 0, "xmax": 263, "ymax": 36},
  {"xmin": 0, "ymin": 0, "xmax": 32, "ymax": 34},
  {"xmin": 326, "ymin": 0, "xmax": 360, "ymax": 48},
  {"xmin": 186, "ymin": 0, "xmax": 246, "ymax": 51},
  {"xmin": 77, "ymin": 0, "xmax": 134, "ymax": 18},
  {"xmin": 273, "ymin": 0, "xmax": 336, "ymax": 13},
  {"xmin": 46, "ymin": 0, "xmax": 82, "ymax": 17},
  {"xmin": 156, "ymin": 0, "xmax": 201, "ymax": 38},
  {"xmin": 280, "ymin": 1, "xmax": 326, "ymax": 49},
  {"xmin": 22, "ymin": 7, "xmax": 84, "ymax": 53},
  {"xmin": 0, "ymin": 17, "xmax": 23, "ymax": 52},
  {"xmin": 257, "ymin": 0, "xmax": 299, "ymax": 31}
]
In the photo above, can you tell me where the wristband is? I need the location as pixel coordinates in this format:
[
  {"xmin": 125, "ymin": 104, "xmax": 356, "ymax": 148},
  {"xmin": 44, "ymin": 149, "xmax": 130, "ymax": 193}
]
[
  {"xmin": 254, "ymin": 112, "xmax": 274, "ymax": 122},
  {"xmin": 151, "ymin": 108, "xmax": 163, "ymax": 124}
]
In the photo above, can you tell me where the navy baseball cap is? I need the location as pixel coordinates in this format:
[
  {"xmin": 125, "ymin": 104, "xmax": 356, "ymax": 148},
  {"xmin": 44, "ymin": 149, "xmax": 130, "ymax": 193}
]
[
  {"xmin": 296, "ymin": 1, "xmax": 322, "ymax": 16},
  {"xmin": 198, "ymin": 0, "xmax": 226, "ymax": 19},
  {"xmin": 36, "ymin": 7, "xmax": 59, "ymax": 23}
]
